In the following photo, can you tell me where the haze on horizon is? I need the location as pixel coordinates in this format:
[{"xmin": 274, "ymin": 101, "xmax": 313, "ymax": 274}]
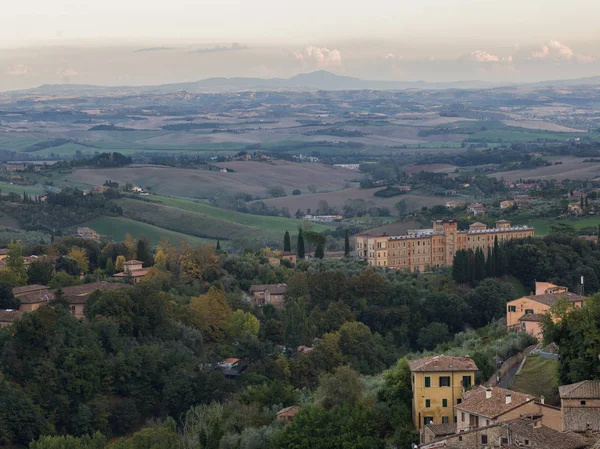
[{"xmin": 1, "ymin": 0, "xmax": 599, "ymax": 90}]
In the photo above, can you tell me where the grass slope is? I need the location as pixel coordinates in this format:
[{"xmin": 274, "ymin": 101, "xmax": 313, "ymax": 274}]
[
  {"xmin": 511, "ymin": 354, "xmax": 559, "ymax": 402},
  {"xmin": 119, "ymin": 198, "xmax": 283, "ymax": 241},
  {"xmin": 153, "ymin": 195, "xmax": 328, "ymax": 234},
  {"xmin": 515, "ymin": 216, "xmax": 600, "ymax": 235},
  {"xmin": 80, "ymin": 216, "xmax": 218, "ymax": 247},
  {"xmin": 0, "ymin": 181, "xmax": 45, "ymax": 196}
]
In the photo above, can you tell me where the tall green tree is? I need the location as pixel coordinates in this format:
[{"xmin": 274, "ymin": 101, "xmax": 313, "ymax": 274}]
[
  {"xmin": 283, "ymin": 295, "xmax": 308, "ymax": 347},
  {"xmin": 297, "ymin": 228, "xmax": 305, "ymax": 259},
  {"xmin": 215, "ymin": 240, "xmax": 221, "ymax": 252},
  {"xmin": 0, "ymin": 281, "xmax": 19, "ymax": 309},
  {"xmin": 136, "ymin": 238, "xmax": 153, "ymax": 267},
  {"xmin": 283, "ymin": 231, "xmax": 291, "ymax": 252},
  {"xmin": 474, "ymin": 248, "xmax": 486, "ymax": 282},
  {"xmin": 315, "ymin": 241, "xmax": 325, "ymax": 259},
  {"xmin": 344, "ymin": 230, "xmax": 350, "ymax": 257},
  {"xmin": 6, "ymin": 240, "xmax": 28, "ymax": 285},
  {"xmin": 452, "ymin": 250, "xmax": 469, "ymax": 284}
]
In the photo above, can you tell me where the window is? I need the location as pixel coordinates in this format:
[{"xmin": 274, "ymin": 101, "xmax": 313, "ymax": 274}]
[
  {"xmin": 458, "ymin": 436, "xmax": 463, "ymax": 442},
  {"xmin": 439, "ymin": 376, "xmax": 451, "ymax": 387},
  {"xmin": 424, "ymin": 417, "xmax": 433, "ymax": 425},
  {"xmin": 442, "ymin": 416, "xmax": 449, "ymax": 424},
  {"xmin": 442, "ymin": 399, "xmax": 448, "ymax": 408},
  {"xmin": 508, "ymin": 305, "xmax": 516, "ymax": 312},
  {"xmin": 425, "ymin": 376, "xmax": 431, "ymax": 388},
  {"xmin": 461, "ymin": 412, "xmax": 465, "ymax": 422},
  {"xmin": 481, "ymin": 435, "xmax": 488, "ymax": 445},
  {"xmin": 581, "ymin": 400, "xmax": 587, "ymax": 406},
  {"xmin": 462, "ymin": 376, "xmax": 472, "ymax": 388},
  {"xmin": 524, "ymin": 439, "xmax": 530, "ymax": 446},
  {"xmin": 525, "ymin": 309, "xmax": 534, "ymax": 315},
  {"xmin": 425, "ymin": 399, "xmax": 431, "ymax": 408},
  {"xmin": 501, "ymin": 437, "xmax": 508, "ymax": 445},
  {"xmin": 457, "ymin": 399, "xmax": 462, "ymax": 405}
]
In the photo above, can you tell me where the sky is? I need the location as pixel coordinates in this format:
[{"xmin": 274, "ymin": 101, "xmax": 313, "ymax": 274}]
[{"xmin": 1, "ymin": 0, "xmax": 599, "ymax": 89}]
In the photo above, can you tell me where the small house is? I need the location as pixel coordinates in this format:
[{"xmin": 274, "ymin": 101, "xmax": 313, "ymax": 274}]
[
  {"xmin": 276, "ymin": 406, "xmax": 299, "ymax": 424},
  {"xmin": 0, "ymin": 309, "xmax": 23, "ymax": 327}
]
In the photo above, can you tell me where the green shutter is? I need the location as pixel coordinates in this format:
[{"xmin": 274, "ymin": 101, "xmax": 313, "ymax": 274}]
[
  {"xmin": 426, "ymin": 399, "xmax": 431, "ymax": 408},
  {"xmin": 443, "ymin": 399, "xmax": 448, "ymax": 407},
  {"xmin": 425, "ymin": 376, "xmax": 431, "ymax": 387}
]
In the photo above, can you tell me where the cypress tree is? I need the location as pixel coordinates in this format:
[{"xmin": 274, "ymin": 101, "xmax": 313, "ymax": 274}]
[
  {"xmin": 297, "ymin": 228, "xmax": 305, "ymax": 259},
  {"xmin": 452, "ymin": 249, "xmax": 469, "ymax": 284},
  {"xmin": 315, "ymin": 242, "xmax": 325, "ymax": 259},
  {"xmin": 474, "ymin": 248, "xmax": 486, "ymax": 282},
  {"xmin": 467, "ymin": 249, "xmax": 475, "ymax": 285},
  {"xmin": 493, "ymin": 236, "xmax": 500, "ymax": 277},
  {"xmin": 216, "ymin": 240, "xmax": 221, "ymax": 252},
  {"xmin": 344, "ymin": 229, "xmax": 350, "ymax": 257},
  {"xmin": 486, "ymin": 247, "xmax": 494, "ymax": 278},
  {"xmin": 283, "ymin": 231, "xmax": 291, "ymax": 252},
  {"xmin": 598, "ymin": 224, "xmax": 600, "ymax": 244}
]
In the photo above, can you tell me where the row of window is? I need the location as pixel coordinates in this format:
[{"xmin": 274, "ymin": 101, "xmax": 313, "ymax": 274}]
[
  {"xmin": 425, "ymin": 398, "xmax": 457, "ymax": 408},
  {"xmin": 507, "ymin": 305, "xmax": 534, "ymax": 314},
  {"xmin": 423, "ymin": 375, "xmax": 472, "ymax": 388}
]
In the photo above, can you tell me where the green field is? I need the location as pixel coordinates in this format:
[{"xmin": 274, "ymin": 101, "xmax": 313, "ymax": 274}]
[
  {"xmin": 511, "ymin": 354, "xmax": 559, "ymax": 402},
  {"xmin": 153, "ymin": 196, "xmax": 329, "ymax": 234},
  {"xmin": 515, "ymin": 216, "xmax": 600, "ymax": 235},
  {"xmin": 0, "ymin": 181, "xmax": 45, "ymax": 196},
  {"xmin": 79, "ymin": 216, "xmax": 218, "ymax": 247}
]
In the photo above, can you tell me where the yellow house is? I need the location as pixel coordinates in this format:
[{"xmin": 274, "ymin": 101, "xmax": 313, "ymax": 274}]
[
  {"xmin": 506, "ymin": 290, "xmax": 587, "ymax": 331},
  {"xmin": 409, "ymin": 355, "xmax": 478, "ymax": 430}
]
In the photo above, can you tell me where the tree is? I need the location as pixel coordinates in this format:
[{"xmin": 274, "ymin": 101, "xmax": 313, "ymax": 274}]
[
  {"xmin": 395, "ymin": 199, "xmax": 408, "ymax": 215},
  {"xmin": 317, "ymin": 365, "xmax": 364, "ymax": 410},
  {"xmin": 452, "ymin": 250, "xmax": 469, "ymax": 284},
  {"xmin": 124, "ymin": 233, "xmax": 137, "ymax": 259},
  {"xmin": 179, "ymin": 245, "xmax": 220, "ymax": 282},
  {"xmin": 136, "ymin": 238, "xmax": 153, "ymax": 266},
  {"xmin": 292, "ymin": 189, "xmax": 301, "ymax": 196},
  {"xmin": 473, "ymin": 247, "xmax": 486, "ymax": 282},
  {"xmin": 417, "ymin": 322, "xmax": 451, "ymax": 350},
  {"xmin": 154, "ymin": 249, "xmax": 167, "ymax": 269},
  {"xmin": 30, "ymin": 433, "xmax": 107, "ymax": 449},
  {"xmin": 273, "ymin": 405, "xmax": 382, "ymax": 449},
  {"xmin": 297, "ymin": 228, "xmax": 305, "ymax": 259},
  {"xmin": 105, "ymin": 258, "xmax": 115, "ymax": 276},
  {"xmin": 0, "ymin": 281, "xmax": 19, "ymax": 309},
  {"xmin": 226, "ymin": 309, "xmax": 260, "ymax": 340},
  {"xmin": 115, "ymin": 255, "xmax": 126, "ymax": 272},
  {"xmin": 344, "ymin": 230, "xmax": 350, "ymax": 257},
  {"xmin": 283, "ymin": 295, "xmax": 308, "ymax": 347},
  {"xmin": 466, "ymin": 279, "xmax": 517, "ymax": 328},
  {"xmin": 0, "ymin": 382, "xmax": 51, "ymax": 446},
  {"xmin": 283, "ymin": 231, "xmax": 291, "ymax": 252},
  {"xmin": 27, "ymin": 261, "xmax": 54, "ymax": 285},
  {"xmin": 188, "ymin": 287, "xmax": 233, "ymax": 341},
  {"xmin": 48, "ymin": 272, "xmax": 82, "ymax": 289},
  {"xmin": 68, "ymin": 248, "xmax": 89, "ymax": 274},
  {"xmin": 315, "ymin": 241, "xmax": 325, "ymax": 259},
  {"xmin": 215, "ymin": 240, "xmax": 221, "ymax": 252},
  {"xmin": 6, "ymin": 240, "xmax": 28, "ymax": 285},
  {"xmin": 181, "ymin": 403, "xmax": 225, "ymax": 449}
]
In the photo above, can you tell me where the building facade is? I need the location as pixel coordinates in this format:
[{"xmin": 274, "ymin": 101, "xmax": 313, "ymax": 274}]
[
  {"xmin": 409, "ymin": 355, "xmax": 478, "ymax": 430},
  {"xmin": 355, "ymin": 219, "xmax": 534, "ymax": 273}
]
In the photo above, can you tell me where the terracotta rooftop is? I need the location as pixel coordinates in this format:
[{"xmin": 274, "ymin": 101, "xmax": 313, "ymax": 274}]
[
  {"xmin": 518, "ymin": 313, "xmax": 545, "ymax": 322},
  {"xmin": 559, "ymin": 380, "xmax": 600, "ymax": 399},
  {"xmin": 265, "ymin": 284, "xmax": 287, "ymax": 295},
  {"xmin": 522, "ymin": 292, "xmax": 587, "ymax": 307},
  {"xmin": 113, "ymin": 268, "xmax": 150, "ymax": 278},
  {"xmin": 250, "ymin": 283, "xmax": 287, "ymax": 293},
  {"xmin": 124, "ymin": 259, "xmax": 143, "ymax": 265},
  {"xmin": 12, "ymin": 284, "xmax": 49, "ymax": 296},
  {"xmin": 61, "ymin": 281, "xmax": 128, "ymax": 297},
  {"xmin": 277, "ymin": 405, "xmax": 300, "ymax": 416},
  {"xmin": 424, "ymin": 422, "xmax": 456, "ymax": 437},
  {"xmin": 456, "ymin": 386, "xmax": 534, "ymax": 419},
  {"xmin": 505, "ymin": 418, "xmax": 588, "ymax": 449},
  {"xmin": 0, "ymin": 309, "xmax": 23, "ymax": 322},
  {"xmin": 0, "ymin": 248, "xmax": 9, "ymax": 255},
  {"xmin": 18, "ymin": 291, "xmax": 55, "ymax": 304},
  {"xmin": 408, "ymin": 355, "xmax": 478, "ymax": 373}
]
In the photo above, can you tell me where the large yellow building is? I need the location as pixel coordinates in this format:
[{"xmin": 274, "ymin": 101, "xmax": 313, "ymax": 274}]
[
  {"xmin": 355, "ymin": 219, "xmax": 534, "ymax": 272},
  {"xmin": 409, "ymin": 355, "xmax": 478, "ymax": 430}
]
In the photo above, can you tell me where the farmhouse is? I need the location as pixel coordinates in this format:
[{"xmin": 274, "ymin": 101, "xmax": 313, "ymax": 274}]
[
  {"xmin": 468, "ymin": 203, "xmax": 487, "ymax": 215},
  {"xmin": 77, "ymin": 227, "xmax": 100, "ymax": 240},
  {"xmin": 249, "ymin": 283, "xmax": 287, "ymax": 308},
  {"xmin": 500, "ymin": 200, "xmax": 514, "ymax": 209},
  {"xmin": 559, "ymin": 380, "xmax": 600, "ymax": 432},
  {"xmin": 276, "ymin": 406, "xmax": 300, "ymax": 424},
  {"xmin": 61, "ymin": 281, "xmax": 129, "ymax": 318},
  {"xmin": 355, "ymin": 219, "xmax": 534, "ymax": 273},
  {"xmin": 113, "ymin": 260, "xmax": 150, "ymax": 283}
]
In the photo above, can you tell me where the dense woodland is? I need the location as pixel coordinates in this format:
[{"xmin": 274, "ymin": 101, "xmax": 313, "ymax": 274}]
[{"xmin": 0, "ymin": 225, "xmax": 598, "ymax": 448}]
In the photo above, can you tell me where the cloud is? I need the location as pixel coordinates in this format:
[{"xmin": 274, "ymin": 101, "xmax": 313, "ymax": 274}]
[
  {"xmin": 470, "ymin": 50, "xmax": 512, "ymax": 63},
  {"xmin": 294, "ymin": 46, "xmax": 342, "ymax": 68},
  {"xmin": 191, "ymin": 43, "xmax": 248, "ymax": 54},
  {"xmin": 6, "ymin": 64, "xmax": 29, "ymax": 76},
  {"xmin": 532, "ymin": 40, "xmax": 594, "ymax": 63},
  {"xmin": 134, "ymin": 47, "xmax": 174, "ymax": 53}
]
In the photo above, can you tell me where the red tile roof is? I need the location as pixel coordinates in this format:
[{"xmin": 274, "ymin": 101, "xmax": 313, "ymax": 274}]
[
  {"xmin": 408, "ymin": 355, "xmax": 478, "ymax": 372},
  {"xmin": 0, "ymin": 309, "xmax": 23, "ymax": 322},
  {"xmin": 559, "ymin": 380, "xmax": 600, "ymax": 399},
  {"xmin": 455, "ymin": 386, "xmax": 534, "ymax": 419}
]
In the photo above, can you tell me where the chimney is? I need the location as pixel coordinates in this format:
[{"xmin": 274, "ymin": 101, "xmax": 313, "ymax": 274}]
[
  {"xmin": 540, "ymin": 396, "xmax": 545, "ymax": 405},
  {"xmin": 505, "ymin": 393, "xmax": 512, "ymax": 404},
  {"xmin": 486, "ymin": 388, "xmax": 492, "ymax": 399}
]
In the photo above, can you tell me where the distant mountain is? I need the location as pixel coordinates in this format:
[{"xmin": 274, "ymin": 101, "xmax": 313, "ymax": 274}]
[{"xmin": 7, "ymin": 70, "xmax": 600, "ymax": 97}]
